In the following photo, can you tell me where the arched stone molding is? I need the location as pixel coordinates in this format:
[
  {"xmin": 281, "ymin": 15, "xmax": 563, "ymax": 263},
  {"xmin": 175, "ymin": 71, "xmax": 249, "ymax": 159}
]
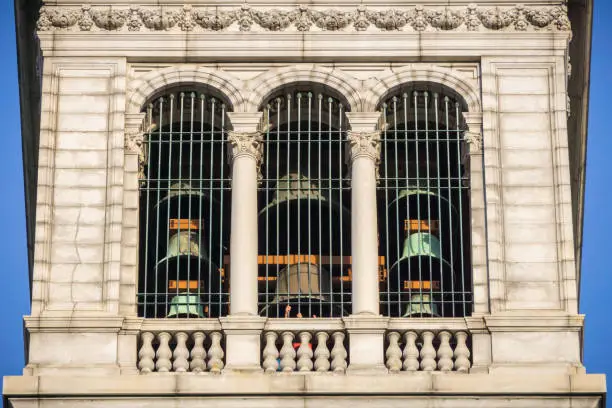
[
  {"xmin": 126, "ymin": 65, "xmax": 246, "ymax": 114},
  {"xmin": 364, "ymin": 66, "xmax": 481, "ymax": 113},
  {"xmin": 245, "ymin": 65, "xmax": 363, "ymax": 113}
]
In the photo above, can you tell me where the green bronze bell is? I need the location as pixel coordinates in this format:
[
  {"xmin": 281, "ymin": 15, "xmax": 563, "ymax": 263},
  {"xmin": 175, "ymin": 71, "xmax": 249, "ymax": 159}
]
[
  {"xmin": 167, "ymin": 294, "xmax": 205, "ymax": 318},
  {"xmin": 402, "ymin": 232, "xmax": 443, "ymax": 260},
  {"xmin": 387, "ymin": 232, "xmax": 452, "ymax": 297},
  {"xmin": 155, "ymin": 230, "xmax": 220, "ymax": 299},
  {"xmin": 402, "ymin": 293, "xmax": 440, "ymax": 317}
]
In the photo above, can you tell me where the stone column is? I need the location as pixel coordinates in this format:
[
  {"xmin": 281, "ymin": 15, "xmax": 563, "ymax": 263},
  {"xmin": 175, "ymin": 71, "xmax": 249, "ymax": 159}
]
[
  {"xmin": 226, "ymin": 112, "xmax": 263, "ymax": 316},
  {"xmin": 345, "ymin": 112, "xmax": 382, "ymax": 316},
  {"xmin": 221, "ymin": 112, "xmax": 266, "ymax": 372},
  {"xmin": 344, "ymin": 112, "xmax": 388, "ymax": 373}
]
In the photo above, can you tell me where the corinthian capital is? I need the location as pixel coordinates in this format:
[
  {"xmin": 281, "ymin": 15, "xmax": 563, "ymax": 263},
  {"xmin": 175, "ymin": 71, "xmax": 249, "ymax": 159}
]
[
  {"xmin": 463, "ymin": 112, "xmax": 483, "ymax": 155},
  {"xmin": 227, "ymin": 130, "xmax": 264, "ymax": 166},
  {"xmin": 465, "ymin": 130, "xmax": 483, "ymax": 154},
  {"xmin": 346, "ymin": 130, "xmax": 381, "ymax": 163},
  {"xmin": 124, "ymin": 112, "xmax": 147, "ymax": 181}
]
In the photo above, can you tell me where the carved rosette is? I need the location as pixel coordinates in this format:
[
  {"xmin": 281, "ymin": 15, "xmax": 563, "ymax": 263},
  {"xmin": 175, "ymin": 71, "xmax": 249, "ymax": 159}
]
[
  {"xmin": 346, "ymin": 131, "xmax": 382, "ymax": 178},
  {"xmin": 227, "ymin": 131, "xmax": 265, "ymax": 178},
  {"xmin": 36, "ymin": 4, "xmax": 572, "ymax": 33}
]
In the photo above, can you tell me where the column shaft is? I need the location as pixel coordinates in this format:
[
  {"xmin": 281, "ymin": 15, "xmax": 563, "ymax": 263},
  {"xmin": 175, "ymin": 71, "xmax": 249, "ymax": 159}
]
[
  {"xmin": 351, "ymin": 156, "xmax": 380, "ymax": 315},
  {"xmin": 229, "ymin": 154, "xmax": 259, "ymax": 315}
]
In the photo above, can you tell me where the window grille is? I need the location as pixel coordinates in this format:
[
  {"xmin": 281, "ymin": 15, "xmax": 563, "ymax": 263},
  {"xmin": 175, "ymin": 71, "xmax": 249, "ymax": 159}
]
[
  {"xmin": 138, "ymin": 89, "xmax": 231, "ymax": 318},
  {"xmin": 378, "ymin": 87, "xmax": 472, "ymax": 318},
  {"xmin": 257, "ymin": 89, "xmax": 351, "ymax": 318}
]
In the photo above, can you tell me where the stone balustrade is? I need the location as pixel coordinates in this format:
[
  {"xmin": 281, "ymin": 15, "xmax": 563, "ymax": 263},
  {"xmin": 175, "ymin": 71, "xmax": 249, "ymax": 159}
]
[
  {"xmin": 138, "ymin": 330, "xmax": 225, "ymax": 374},
  {"xmin": 261, "ymin": 330, "xmax": 348, "ymax": 373},
  {"xmin": 134, "ymin": 319, "xmax": 475, "ymax": 374},
  {"xmin": 385, "ymin": 329, "xmax": 471, "ymax": 373}
]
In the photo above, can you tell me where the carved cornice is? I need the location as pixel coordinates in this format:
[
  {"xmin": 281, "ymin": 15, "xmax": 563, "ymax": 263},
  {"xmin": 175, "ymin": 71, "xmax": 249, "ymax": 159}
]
[
  {"xmin": 227, "ymin": 131, "xmax": 264, "ymax": 178},
  {"xmin": 37, "ymin": 4, "xmax": 571, "ymax": 33}
]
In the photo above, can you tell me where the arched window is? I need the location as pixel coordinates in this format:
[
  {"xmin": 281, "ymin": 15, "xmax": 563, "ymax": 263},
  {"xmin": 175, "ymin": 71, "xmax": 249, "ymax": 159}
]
[
  {"xmin": 138, "ymin": 87, "xmax": 231, "ymax": 318},
  {"xmin": 378, "ymin": 85, "xmax": 472, "ymax": 318},
  {"xmin": 257, "ymin": 86, "xmax": 351, "ymax": 318}
]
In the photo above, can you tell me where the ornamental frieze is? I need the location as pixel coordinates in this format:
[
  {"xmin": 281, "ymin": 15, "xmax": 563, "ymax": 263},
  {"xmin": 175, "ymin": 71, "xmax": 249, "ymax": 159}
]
[{"xmin": 37, "ymin": 4, "xmax": 571, "ymax": 33}]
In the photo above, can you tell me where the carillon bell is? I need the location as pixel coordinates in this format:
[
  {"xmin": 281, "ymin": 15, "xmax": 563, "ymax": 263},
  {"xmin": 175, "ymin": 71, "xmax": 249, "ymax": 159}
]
[
  {"xmin": 261, "ymin": 262, "xmax": 343, "ymax": 317},
  {"xmin": 402, "ymin": 293, "xmax": 440, "ymax": 318},
  {"xmin": 258, "ymin": 173, "xmax": 350, "ymax": 254},
  {"xmin": 155, "ymin": 230, "xmax": 220, "ymax": 303},
  {"xmin": 387, "ymin": 188, "xmax": 455, "ymax": 230},
  {"xmin": 388, "ymin": 232, "xmax": 452, "ymax": 316},
  {"xmin": 167, "ymin": 294, "xmax": 205, "ymax": 318},
  {"xmin": 153, "ymin": 182, "xmax": 221, "ymax": 248}
]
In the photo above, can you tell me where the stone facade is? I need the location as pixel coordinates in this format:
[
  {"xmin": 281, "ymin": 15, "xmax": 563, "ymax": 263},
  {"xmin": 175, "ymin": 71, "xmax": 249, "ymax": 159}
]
[{"xmin": 6, "ymin": 0, "xmax": 604, "ymax": 407}]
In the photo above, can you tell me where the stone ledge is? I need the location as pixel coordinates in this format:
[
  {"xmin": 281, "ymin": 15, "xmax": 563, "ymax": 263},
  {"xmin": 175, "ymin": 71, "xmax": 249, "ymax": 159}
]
[{"xmin": 3, "ymin": 373, "xmax": 605, "ymax": 397}]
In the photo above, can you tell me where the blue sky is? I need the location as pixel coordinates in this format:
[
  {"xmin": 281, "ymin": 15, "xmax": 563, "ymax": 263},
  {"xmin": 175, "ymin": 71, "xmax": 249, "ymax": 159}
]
[{"xmin": 0, "ymin": 0, "xmax": 610, "ymax": 395}]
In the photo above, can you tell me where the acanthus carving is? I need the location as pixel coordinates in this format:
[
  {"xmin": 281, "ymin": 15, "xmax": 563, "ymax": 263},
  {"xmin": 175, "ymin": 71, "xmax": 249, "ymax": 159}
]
[
  {"xmin": 125, "ymin": 130, "xmax": 147, "ymax": 181},
  {"xmin": 37, "ymin": 4, "xmax": 572, "ymax": 33},
  {"xmin": 346, "ymin": 131, "xmax": 381, "ymax": 177},
  {"xmin": 227, "ymin": 131, "xmax": 264, "ymax": 177},
  {"xmin": 465, "ymin": 130, "xmax": 483, "ymax": 154}
]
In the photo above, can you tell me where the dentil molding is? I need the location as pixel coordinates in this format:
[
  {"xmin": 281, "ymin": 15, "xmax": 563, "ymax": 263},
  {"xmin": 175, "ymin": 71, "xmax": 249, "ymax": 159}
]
[{"xmin": 37, "ymin": 4, "xmax": 571, "ymax": 33}]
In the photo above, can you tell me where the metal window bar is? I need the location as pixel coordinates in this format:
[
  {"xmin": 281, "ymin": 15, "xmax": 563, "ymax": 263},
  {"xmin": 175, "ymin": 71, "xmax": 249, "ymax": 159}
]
[
  {"xmin": 378, "ymin": 88, "xmax": 472, "ymax": 318},
  {"xmin": 258, "ymin": 90, "xmax": 351, "ymax": 318},
  {"xmin": 138, "ymin": 89, "xmax": 231, "ymax": 319}
]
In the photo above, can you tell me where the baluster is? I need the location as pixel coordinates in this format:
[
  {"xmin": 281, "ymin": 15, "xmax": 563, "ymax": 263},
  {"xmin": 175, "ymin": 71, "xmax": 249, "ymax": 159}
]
[
  {"xmin": 138, "ymin": 332, "xmax": 155, "ymax": 374},
  {"xmin": 207, "ymin": 331, "xmax": 225, "ymax": 373},
  {"xmin": 297, "ymin": 332, "xmax": 314, "ymax": 372},
  {"xmin": 155, "ymin": 332, "xmax": 172, "ymax": 373},
  {"xmin": 172, "ymin": 332, "xmax": 189, "ymax": 372},
  {"xmin": 402, "ymin": 331, "xmax": 420, "ymax": 371},
  {"xmin": 419, "ymin": 331, "xmax": 436, "ymax": 371},
  {"xmin": 190, "ymin": 332, "xmax": 206, "ymax": 373},
  {"xmin": 314, "ymin": 332, "xmax": 330, "ymax": 372},
  {"xmin": 330, "ymin": 332, "xmax": 348, "ymax": 373},
  {"xmin": 262, "ymin": 332, "xmax": 280, "ymax": 373},
  {"xmin": 437, "ymin": 331, "xmax": 453, "ymax": 372},
  {"xmin": 385, "ymin": 332, "xmax": 403, "ymax": 373},
  {"xmin": 280, "ymin": 332, "xmax": 296, "ymax": 372},
  {"xmin": 454, "ymin": 331, "xmax": 471, "ymax": 372}
]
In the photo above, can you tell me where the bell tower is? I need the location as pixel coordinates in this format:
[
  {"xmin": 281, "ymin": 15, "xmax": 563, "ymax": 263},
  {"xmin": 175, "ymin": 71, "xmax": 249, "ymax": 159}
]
[{"xmin": 6, "ymin": 0, "xmax": 605, "ymax": 407}]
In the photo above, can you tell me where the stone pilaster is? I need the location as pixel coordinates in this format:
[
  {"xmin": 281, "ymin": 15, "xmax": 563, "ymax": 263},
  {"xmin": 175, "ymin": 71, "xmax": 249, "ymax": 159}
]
[{"xmin": 464, "ymin": 112, "xmax": 488, "ymax": 315}]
